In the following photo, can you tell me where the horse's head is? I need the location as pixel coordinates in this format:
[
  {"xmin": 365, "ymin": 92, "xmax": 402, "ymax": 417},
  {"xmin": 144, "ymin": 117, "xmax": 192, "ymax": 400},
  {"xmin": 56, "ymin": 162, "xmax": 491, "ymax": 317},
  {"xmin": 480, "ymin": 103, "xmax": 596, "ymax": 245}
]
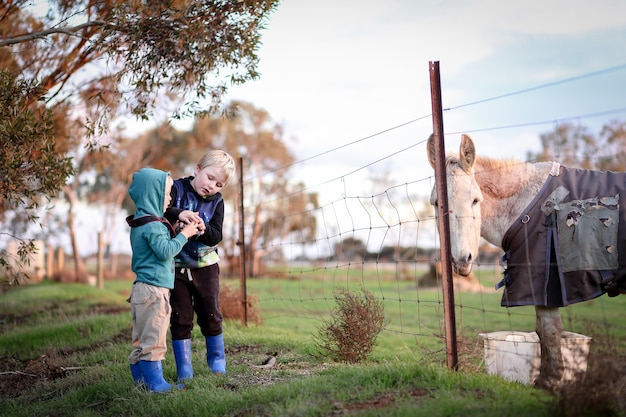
[{"xmin": 427, "ymin": 134, "xmax": 483, "ymax": 276}]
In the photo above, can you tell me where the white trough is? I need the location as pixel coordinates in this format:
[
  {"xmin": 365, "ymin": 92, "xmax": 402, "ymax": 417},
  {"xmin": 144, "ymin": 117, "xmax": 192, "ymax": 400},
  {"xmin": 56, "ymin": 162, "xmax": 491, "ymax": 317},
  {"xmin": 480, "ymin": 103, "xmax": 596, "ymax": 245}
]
[{"xmin": 480, "ymin": 331, "xmax": 592, "ymax": 384}]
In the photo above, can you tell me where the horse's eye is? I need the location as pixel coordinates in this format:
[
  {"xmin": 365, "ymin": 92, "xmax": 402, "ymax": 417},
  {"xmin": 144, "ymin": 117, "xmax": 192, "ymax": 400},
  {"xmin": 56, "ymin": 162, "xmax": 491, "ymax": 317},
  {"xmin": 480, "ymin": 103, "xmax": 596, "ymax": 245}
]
[{"xmin": 472, "ymin": 199, "xmax": 479, "ymax": 206}]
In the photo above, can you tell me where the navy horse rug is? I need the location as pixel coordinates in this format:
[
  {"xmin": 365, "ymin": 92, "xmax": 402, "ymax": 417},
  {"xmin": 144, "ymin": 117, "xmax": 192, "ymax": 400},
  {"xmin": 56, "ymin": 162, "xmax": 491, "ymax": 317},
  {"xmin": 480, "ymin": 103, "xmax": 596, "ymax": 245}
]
[{"xmin": 498, "ymin": 165, "xmax": 626, "ymax": 307}]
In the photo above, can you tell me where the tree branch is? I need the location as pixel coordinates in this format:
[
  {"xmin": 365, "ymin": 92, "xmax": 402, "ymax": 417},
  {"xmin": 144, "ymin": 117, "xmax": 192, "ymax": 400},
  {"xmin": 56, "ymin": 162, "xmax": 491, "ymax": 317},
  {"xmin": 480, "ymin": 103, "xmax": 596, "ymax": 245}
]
[{"xmin": 0, "ymin": 21, "xmax": 107, "ymax": 46}]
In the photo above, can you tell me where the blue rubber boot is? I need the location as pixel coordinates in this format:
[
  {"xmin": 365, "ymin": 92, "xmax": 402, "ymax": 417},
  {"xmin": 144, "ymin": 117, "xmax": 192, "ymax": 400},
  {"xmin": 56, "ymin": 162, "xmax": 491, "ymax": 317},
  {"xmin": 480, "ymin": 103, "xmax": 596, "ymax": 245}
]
[
  {"xmin": 206, "ymin": 334, "xmax": 226, "ymax": 374},
  {"xmin": 172, "ymin": 339, "xmax": 194, "ymax": 381},
  {"xmin": 130, "ymin": 362, "xmax": 143, "ymax": 386},
  {"xmin": 137, "ymin": 360, "xmax": 181, "ymax": 393}
]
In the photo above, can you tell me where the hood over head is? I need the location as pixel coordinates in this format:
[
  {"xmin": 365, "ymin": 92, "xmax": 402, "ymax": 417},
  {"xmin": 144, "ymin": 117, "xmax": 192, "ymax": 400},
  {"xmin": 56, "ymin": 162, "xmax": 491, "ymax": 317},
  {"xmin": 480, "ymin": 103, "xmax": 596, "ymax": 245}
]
[{"xmin": 129, "ymin": 167, "xmax": 169, "ymax": 217}]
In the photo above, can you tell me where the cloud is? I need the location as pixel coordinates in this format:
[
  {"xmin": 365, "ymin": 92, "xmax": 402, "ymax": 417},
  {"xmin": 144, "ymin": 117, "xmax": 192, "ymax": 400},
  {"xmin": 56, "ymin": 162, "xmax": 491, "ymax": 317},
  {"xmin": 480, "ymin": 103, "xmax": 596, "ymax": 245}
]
[{"xmin": 227, "ymin": 0, "xmax": 626, "ymax": 182}]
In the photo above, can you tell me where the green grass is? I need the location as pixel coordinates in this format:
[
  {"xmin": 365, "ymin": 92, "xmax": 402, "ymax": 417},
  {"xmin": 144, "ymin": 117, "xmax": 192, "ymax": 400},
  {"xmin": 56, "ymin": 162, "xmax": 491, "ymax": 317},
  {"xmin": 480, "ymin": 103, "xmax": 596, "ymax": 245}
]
[
  {"xmin": 232, "ymin": 270, "xmax": 626, "ymax": 366},
  {"xmin": 0, "ymin": 278, "xmax": 625, "ymax": 416}
]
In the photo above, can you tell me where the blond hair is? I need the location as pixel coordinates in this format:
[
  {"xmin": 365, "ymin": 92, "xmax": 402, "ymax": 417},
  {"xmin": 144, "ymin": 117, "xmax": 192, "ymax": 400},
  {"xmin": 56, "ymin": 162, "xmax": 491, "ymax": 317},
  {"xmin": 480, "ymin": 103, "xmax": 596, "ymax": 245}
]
[{"xmin": 197, "ymin": 150, "xmax": 236, "ymax": 186}]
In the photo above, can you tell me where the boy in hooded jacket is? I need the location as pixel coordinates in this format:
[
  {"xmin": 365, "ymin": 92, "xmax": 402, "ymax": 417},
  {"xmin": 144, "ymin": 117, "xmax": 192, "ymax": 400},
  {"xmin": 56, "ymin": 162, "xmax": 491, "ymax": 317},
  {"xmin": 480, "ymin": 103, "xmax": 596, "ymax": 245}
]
[
  {"xmin": 126, "ymin": 167, "xmax": 202, "ymax": 392},
  {"xmin": 165, "ymin": 150, "xmax": 235, "ymax": 380}
]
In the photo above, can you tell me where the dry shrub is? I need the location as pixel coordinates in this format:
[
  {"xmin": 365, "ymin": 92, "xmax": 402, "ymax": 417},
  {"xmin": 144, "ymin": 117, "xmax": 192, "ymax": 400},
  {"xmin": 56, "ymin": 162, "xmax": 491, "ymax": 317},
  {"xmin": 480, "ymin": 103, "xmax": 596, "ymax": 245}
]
[
  {"xmin": 219, "ymin": 281, "xmax": 262, "ymax": 324},
  {"xmin": 551, "ymin": 324, "xmax": 626, "ymax": 417},
  {"xmin": 314, "ymin": 288, "xmax": 386, "ymax": 363},
  {"xmin": 50, "ymin": 270, "xmax": 89, "ymax": 283}
]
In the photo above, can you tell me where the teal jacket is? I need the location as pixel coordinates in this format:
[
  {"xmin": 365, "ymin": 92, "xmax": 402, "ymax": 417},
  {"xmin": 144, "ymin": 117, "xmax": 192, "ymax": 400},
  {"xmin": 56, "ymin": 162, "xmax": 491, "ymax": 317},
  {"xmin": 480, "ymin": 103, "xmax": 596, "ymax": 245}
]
[{"xmin": 127, "ymin": 168, "xmax": 188, "ymax": 289}]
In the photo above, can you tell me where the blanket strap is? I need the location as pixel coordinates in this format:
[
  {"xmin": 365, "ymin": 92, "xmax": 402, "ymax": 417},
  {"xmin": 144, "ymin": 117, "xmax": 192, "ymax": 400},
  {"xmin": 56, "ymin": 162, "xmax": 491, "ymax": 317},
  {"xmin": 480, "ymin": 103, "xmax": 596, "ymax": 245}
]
[{"xmin": 603, "ymin": 269, "xmax": 626, "ymax": 297}]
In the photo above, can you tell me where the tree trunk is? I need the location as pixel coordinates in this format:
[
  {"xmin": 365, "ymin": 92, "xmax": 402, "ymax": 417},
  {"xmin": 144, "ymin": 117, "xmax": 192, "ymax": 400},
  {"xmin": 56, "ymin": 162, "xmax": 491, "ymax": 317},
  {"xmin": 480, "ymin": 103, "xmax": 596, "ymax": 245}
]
[{"xmin": 63, "ymin": 185, "xmax": 87, "ymax": 282}]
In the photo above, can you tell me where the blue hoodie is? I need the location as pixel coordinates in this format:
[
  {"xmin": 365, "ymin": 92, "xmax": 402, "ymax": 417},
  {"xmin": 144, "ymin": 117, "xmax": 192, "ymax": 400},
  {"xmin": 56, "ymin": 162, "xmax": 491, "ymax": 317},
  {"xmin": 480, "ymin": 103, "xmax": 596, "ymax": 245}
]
[{"xmin": 127, "ymin": 168, "xmax": 188, "ymax": 289}]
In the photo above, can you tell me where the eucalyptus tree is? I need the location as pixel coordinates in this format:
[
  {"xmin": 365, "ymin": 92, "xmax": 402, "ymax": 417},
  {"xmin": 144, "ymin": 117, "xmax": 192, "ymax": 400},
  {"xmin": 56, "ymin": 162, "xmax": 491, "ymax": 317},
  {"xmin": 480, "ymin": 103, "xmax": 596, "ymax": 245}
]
[
  {"xmin": 191, "ymin": 101, "xmax": 319, "ymax": 276},
  {"xmin": 0, "ymin": 71, "xmax": 74, "ymax": 283},
  {"xmin": 0, "ymin": 0, "xmax": 279, "ymax": 281},
  {"xmin": 528, "ymin": 120, "xmax": 626, "ymax": 171},
  {"xmin": 129, "ymin": 101, "xmax": 319, "ymax": 277}
]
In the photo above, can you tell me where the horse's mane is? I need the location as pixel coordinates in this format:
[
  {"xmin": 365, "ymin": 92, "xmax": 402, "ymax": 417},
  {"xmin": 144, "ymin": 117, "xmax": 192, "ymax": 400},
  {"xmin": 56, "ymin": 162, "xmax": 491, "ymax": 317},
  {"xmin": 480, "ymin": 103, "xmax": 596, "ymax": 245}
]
[
  {"xmin": 474, "ymin": 155, "xmax": 523, "ymax": 172},
  {"xmin": 444, "ymin": 154, "xmax": 523, "ymax": 172},
  {"xmin": 473, "ymin": 155, "xmax": 531, "ymax": 199}
]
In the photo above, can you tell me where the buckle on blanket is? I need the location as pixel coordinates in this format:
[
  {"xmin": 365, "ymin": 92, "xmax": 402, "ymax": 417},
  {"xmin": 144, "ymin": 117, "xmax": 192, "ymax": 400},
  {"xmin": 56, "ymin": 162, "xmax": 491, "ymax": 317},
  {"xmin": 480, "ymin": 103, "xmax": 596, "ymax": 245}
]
[
  {"xmin": 496, "ymin": 251, "xmax": 512, "ymax": 290},
  {"xmin": 602, "ymin": 270, "xmax": 626, "ymax": 297},
  {"xmin": 495, "ymin": 273, "xmax": 511, "ymax": 290}
]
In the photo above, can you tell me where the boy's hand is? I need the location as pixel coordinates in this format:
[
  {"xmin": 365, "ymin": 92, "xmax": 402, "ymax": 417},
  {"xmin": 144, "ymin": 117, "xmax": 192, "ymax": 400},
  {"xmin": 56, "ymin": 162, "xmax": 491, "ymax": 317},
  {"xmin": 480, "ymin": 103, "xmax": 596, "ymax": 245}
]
[
  {"xmin": 177, "ymin": 210, "xmax": 206, "ymax": 236},
  {"xmin": 180, "ymin": 221, "xmax": 201, "ymax": 239},
  {"xmin": 179, "ymin": 210, "xmax": 203, "ymax": 225}
]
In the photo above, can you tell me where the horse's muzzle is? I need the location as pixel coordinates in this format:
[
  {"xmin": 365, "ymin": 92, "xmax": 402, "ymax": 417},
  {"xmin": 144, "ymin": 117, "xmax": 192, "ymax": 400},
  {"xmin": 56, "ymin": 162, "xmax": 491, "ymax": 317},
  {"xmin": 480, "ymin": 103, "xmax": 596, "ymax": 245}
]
[{"xmin": 453, "ymin": 259, "xmax": 473, "ymax": 277}]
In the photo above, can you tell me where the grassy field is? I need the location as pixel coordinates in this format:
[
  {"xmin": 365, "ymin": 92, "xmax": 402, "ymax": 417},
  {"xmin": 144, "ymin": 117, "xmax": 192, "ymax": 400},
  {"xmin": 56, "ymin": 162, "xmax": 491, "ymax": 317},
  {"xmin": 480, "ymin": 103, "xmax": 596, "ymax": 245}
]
[{"xmin": 1, "ymin": 277, "xmax": 625, "ymax": 417}]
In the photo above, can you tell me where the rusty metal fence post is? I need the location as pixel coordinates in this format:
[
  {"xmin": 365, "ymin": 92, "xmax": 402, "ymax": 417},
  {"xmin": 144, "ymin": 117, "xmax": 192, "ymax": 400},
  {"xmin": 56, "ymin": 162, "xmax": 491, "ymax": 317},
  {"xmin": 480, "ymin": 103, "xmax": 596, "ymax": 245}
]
[{"xmin": 429, "ymin": 60, "xmax": 458, "ymax": 371}]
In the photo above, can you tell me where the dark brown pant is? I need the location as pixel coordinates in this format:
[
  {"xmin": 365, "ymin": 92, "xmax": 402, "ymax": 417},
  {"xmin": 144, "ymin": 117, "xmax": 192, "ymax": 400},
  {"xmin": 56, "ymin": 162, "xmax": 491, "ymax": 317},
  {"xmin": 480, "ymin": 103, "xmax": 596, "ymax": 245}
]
[{"xmin": 170, "ymin": 263, "xmax": 223, "ymax": 340}]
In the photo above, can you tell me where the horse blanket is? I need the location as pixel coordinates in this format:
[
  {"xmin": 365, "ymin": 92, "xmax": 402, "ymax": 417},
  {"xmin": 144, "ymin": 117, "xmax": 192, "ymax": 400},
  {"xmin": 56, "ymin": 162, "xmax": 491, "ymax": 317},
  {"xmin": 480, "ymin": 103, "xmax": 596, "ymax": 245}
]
[{"xmin": 499, "ymin": 165, "xmax": 626, "ymax": 307}]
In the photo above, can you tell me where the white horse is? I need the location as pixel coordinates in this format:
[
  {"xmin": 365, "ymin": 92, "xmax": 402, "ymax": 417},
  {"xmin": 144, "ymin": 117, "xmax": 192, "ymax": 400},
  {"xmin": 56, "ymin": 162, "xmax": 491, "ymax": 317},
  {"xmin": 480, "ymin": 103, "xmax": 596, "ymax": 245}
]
[{"xmin": 426, "ymin": 133, "xmax": 622, "ymax": 389}]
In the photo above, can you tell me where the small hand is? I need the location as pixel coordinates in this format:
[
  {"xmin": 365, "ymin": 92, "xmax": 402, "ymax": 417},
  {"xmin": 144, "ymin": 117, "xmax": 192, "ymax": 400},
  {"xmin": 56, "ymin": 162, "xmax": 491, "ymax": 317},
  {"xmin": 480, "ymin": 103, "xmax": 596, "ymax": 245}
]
[
  {"xmin": 179, "ymin": 210, "xmax": 203, "ymax": 225},
  {"xmin": 180, "ymin": 221, "xmax": 201, "ymax": 239}
]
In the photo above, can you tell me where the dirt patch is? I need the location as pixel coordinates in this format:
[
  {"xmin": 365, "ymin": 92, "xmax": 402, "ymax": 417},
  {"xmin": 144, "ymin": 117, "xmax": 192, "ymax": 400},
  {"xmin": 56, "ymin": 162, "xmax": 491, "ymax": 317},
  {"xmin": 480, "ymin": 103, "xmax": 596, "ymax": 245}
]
[
  {"xmin": 338, "ymin": 388, "xmax": 430, "ymax": 413},
  {"xmin": 0, "ymin": 340, "xmax": 328, "ymax": 401},
  {"xmin": 0, "ymin": 354, "xmax": 76, "ymax": 398},
  {"xmin": 0, "ymin": 326, "xmax": 133, "ymax": 399}
]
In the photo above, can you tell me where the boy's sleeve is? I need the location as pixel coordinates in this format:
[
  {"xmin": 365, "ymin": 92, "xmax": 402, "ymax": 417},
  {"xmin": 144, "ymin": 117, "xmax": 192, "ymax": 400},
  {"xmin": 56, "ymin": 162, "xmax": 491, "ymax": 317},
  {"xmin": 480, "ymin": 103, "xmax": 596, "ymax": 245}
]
[
  {"xmin": 165, "ymin": 207, "xmax": 183, "ymax": 224},
  {"xmin": 145, "ymin": 223, "xmax": 188, "ymax": 260}
]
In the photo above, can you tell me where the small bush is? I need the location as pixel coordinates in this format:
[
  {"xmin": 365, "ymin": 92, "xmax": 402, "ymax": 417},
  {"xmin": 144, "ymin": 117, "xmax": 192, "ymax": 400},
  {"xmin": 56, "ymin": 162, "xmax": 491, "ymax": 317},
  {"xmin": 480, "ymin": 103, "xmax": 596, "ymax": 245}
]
[
  {"xmin": 314, "ymin": 288, "xmax": 386, "ymax": 363},
  {"xmin": 551, "ymin": 323, "xmax": 626, "ymax": 417},
  {"xmin": 219, "ymin": 281, "xmax": 262, "ymax": 324}
]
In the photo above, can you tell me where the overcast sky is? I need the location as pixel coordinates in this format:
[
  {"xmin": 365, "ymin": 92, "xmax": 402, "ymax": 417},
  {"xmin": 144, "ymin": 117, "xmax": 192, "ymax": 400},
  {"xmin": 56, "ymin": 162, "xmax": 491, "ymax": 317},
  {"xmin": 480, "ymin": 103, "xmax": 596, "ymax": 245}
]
[
  {"xmin": 37, "ymin": 0, "xmax": 626, "ymax": 255},
  {"xmin": 216, "ymin": 0, "xmax": 626, "ymax": 202}
]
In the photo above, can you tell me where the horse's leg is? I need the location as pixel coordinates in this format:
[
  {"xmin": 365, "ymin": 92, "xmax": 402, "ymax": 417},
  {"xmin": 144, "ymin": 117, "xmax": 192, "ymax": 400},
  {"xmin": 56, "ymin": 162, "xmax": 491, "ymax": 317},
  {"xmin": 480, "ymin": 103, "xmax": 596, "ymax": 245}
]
[{"xmin": 534, "ymin": 305, "xmax": 564, "ymax": 390}]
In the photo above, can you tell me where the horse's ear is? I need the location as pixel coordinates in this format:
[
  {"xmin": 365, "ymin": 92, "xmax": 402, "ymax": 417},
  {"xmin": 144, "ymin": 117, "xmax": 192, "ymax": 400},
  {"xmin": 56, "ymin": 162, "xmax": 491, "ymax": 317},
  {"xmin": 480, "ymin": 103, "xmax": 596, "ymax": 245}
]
[
  {"xmin": 459, "ymin": 134, "xmax": 476, "ymax": 172},
  {"xmin": 427, "ymin": 134, "xmax": 436, "ymax": 168}
]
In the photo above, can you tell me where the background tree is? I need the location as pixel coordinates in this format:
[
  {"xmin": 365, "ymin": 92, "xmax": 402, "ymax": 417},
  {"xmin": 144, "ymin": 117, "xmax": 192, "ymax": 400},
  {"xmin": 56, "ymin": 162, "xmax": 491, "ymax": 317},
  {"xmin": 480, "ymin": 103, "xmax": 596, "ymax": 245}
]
[
  {"xmin": 0, "ymin": 70, "xmax": 73, "ymax": 282},
  {"xmin": 211, "ymin": 101, "xmax": 318, "ymax": 276},
  {"xmin": 111, "ymin": 101, "xmax": 318, "ymax": 276},
  {"xmin": 598, "ymin": 120, "xmax": 626, "ymax": 171},
  {"xmin": 528, "ymin": 119, "xmax": 626, "ymax": 171},
  {"xmin": 1, "ymin": 0, "xmax": 279, "ymax": 126},
  {"xmin": 334, "ymin": 237, "xmax": 367, "ymax": 262},
  {"xmin": 0, "ymin": 0, "xmax": 279, "ymax": 280}
]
